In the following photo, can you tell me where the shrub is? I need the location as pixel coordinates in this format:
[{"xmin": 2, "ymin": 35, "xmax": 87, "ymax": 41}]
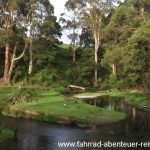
[
  {"xmin": 99, "ymin": 80, "xmax": 111, "ymax": 90},
  {"xmin": 109, "ymin": 73, "xmax": 118, "ymax": 89},
  {"xmin": 8, "ymin": 88, "xmax": 38, "ymax": 104},
  {"xmin": 30, "ymin": 69, "xmax": 53, "ymax": 86},
  {"xmin": 54, "ymin": 81, "xmax": 70, "ymax": 94}
]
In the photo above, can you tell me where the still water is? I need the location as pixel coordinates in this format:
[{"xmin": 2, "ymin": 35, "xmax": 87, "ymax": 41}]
[{"xmin": 0, "ymin": 96, "xmax": 150, "ymax": 150}]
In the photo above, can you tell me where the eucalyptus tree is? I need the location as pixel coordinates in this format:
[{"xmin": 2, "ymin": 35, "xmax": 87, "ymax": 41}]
[
  {"xmin": 122, "ymin": 21, "xmax": 150, "ymax": 87},
  {"xmin": 17, "ymin": 0, "xmax": 58, "ymax": 75},
  {"xmin": 0, "ymin": 0, "xmax": 11, "ymax": 83},
  {"xmin": 103, "ymin": 3, "xmax": 138, "ymax": 75},
  {"xmin": 0, "ymin": 0, "xmax": 60, "ymax": 83},
  {"xmin": 77, "ymin": 0, "xmax": 118, "ymax": 86},
  {"xmin": 128, "ymin": 0, "xmax": 150, "ymax": 22},
  {"xmin": 60, "ymin": 0, "xmax": 85, "ymax": 62},
  {"xmin": 103, "ymin": 0, "xmax": 150, "ymax": 87},
  {"xmin": 0, "ymin": 0, "xmax": 30, "ymax": 83}
]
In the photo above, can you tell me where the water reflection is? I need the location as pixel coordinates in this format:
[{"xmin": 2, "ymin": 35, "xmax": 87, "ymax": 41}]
[{"xmin": 83, "ymin": 95, "xmax": 150, "ymax": 133}]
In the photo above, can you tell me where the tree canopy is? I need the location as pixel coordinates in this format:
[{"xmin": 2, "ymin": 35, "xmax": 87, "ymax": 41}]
[{"xmin": 0, "ymin": 0, "xmax": 149, "ymax": 92}]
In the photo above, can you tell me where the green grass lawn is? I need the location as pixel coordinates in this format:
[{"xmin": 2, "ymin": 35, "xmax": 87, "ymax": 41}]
[
  {"xmin": 0, "ymin": 87, "xmax": 125, "ymax": 125},
  {"xmin": 0, "ymin": 129, "xmax": 14, "ymax": 142},
  {"xmin": 10, "ymin": 91, "xmax": 125, "ymax": 124},
  {"xmin": 0, "ymin": 87, "xmax": 18, "ymax": 99}
]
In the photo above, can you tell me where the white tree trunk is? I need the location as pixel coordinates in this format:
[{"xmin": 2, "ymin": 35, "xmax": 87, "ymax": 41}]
[
  {"xmin": 93, "ymin": 30, "xmax": 100, "ymax": 87},
  {"xmin": 111, "ymin": 63, "xmax": 117, "ymax": 74},
  {"xmin": 94, "ymin": 49, "xmax": 98, "ymax": 87},
  {"xmin": 7, "ymin": 43, "xmax": 29, "ymax": 83},
  {"xmin": 7, "ymin": 57, "xmax": 15, "ymax": 83},
  {"xmin": 3, "ymin": 44, "xmax": 10, "ymax": 82},
  {"xmin": 28, "ymin": 48, "xmax": 33, "ymax": 75}
]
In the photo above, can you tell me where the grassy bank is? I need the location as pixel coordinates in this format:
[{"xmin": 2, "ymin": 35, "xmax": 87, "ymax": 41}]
[
  {"xmin": 75, "ymin": 91, "xmax": 150, "ymax": 108},
  {"xmin": 0, "ymin": 129, "xmax": 14, "ymax": 142},
  {"xmin": 0, "ymin": 87, "xmax": 125, "ymax": 126},
  {"xmin": 125, "ymin": 92, "xmax": 150, "ymax": 108}
]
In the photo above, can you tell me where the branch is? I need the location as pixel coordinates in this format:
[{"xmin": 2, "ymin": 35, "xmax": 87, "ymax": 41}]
[
  {"xmin": 119, "ymin": 28, "xmax": 137, "ymax": 32},
  {"xmin": 14, "ymin": 41, "xmax": 29, "ymax": 61},
  {"xmin": 27, "ymin": 6, "xmax": 33, "ymax": 21}
]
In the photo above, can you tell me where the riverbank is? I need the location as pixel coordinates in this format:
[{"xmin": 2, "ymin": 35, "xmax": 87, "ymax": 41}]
[
  {"xmin": 0, "ymin": 87, "xmax": 125, "ymax": 127},
  {"xmin": 75, "ymin": 91, "xmax": 150, "ymax": 108},
  {"xmin": 0, "ymin": 129, "xmax": 14, "ymax": 142}
]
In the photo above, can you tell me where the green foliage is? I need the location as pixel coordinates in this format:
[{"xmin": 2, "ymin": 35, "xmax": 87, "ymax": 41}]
[
  {"xmin": 0, "ymin": 88, "xmax": 15, "ymax": 114},
  {"xmin": 53, "ymin": 81, "xmax": 70, "ymax": 94},
  {"xmin": 30, "ymin": 69, "xmax": 53, "ymax": 86},
  {"xmin": 99, "ymin": 73, "xmax": 118, "ymax": 90},
  {"xmin": 122, "ymin": 21, "xmax": 150, "ymax": 86},
  {"xmin": 102, "ymin": 0, "xmax": 150, "ymax": 89},
  {"xmin": 0, "ymin": 129, "xmax": 14, "ymax": 142},
  {"xmin": 99, "ymin": 80, "xmax": 111, "ymax": 90},
  {"xmin": 109, "ymin": 73, "xmax": 118, "ymax": 89},
  {"xmin": 103, "ymin": 45, "xmax": 123, "ymax": 64},
  {"xmin": 0, "ymin": 0, "xmax": 149, "ymax": 91},
  {"xmin": 8, "ymin": 88, "xmax": 38, "ymax": 104}
]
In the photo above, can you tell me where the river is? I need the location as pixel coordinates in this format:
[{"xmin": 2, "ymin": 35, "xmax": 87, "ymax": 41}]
[{"xmin": 0, "ymin": 96, "xmax": 150, "ymax": 150}]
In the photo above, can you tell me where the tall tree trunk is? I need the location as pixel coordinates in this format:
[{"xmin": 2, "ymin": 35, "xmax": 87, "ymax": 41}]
[
  {"xmin": 28, "ymin": 12, "xmax": 33, "ymax": 75},
  {"xmin": 111, "ymin": 63, "xmax": 116, "ymax": 74},
  {"xmin": 28, "ymin": 44, "xmax": 33, "ymax": 75},
  {"xmin": 7, "ymin": 43, "xmax": 29, "ymax": 83},
  {"xmin": 3, "ymin": 0, "xmax": 13, "ymax": 83},
  {"xmin": 93, "ymin": 30, "xmax": 100, "ymax": 87},
  {"xmin": 94, "ymin": 49, "xmax": 98, "ymax": 87},
  {"xmin": 3, "ymin": 44, "xmax": 10, "ymax": 82},
  {"xmin": 72, "ymin": 26, "xmax": 76, "ymax": 63},
  {"xmin": 7, "ymin": 53, "xmax": 16, "ymax": 83},
  {"xmin": 140, "ymin": 7, "xmax": 145, "ymax": 22},
  {"xmin": 72, "ymin": 44, "xmax": 76, "ymax": 63}
]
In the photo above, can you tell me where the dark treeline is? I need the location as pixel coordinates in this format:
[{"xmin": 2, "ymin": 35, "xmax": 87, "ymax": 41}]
[{"xmin": 0, "ymin": 0, "xmax": 150, "ymax": 92}]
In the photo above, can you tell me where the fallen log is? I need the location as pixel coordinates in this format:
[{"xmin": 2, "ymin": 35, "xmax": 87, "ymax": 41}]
[
  {"xmin": 74, "ymin": 95, "xmax": 97, "ymax": 99},
  {"xmin": 69, "ymin": 85, "xmax": 85, "ymax": 92}
]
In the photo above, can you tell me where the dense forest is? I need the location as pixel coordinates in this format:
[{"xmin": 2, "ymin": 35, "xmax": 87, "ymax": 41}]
[
  {"xmin": 0, "ymin": 1, "xmax": 150, "ymax": 148},
  {"xmin": 0, "ymin": 0, "xmax": 150, "ymax": 92}
]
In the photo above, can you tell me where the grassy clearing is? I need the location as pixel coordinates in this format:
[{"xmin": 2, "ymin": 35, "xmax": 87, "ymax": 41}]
[
  {"xmin": 59, "ymin": 43, "xmax": 70, "ymax": 49},
  {"xmin": 0, "ymin": 87, "xmax": 125, "ymax": 125},
  {"xmin": 0, "ymin": 87, "xmax": 19, "ymax": 99},
  {"xmin": 0, "ymin": 129, "xmax": 14, "ymax": 142},
  {"xmin": 10, "ymin": 91, "xmax": 125, "ymax": 124},
  {"xmin": 0, "ymin": 87, "xmax": 19, "ymax": 113}
]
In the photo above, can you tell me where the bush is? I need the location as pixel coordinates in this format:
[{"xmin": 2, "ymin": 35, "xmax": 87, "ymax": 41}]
[
  {"xmin": 99, "ymin": 80, "xmax": 111, "ymax": 90},
  {"xmin": 117, "ymin": 79, "xmax": 128, "ymax": 90},
  {"xmin": 54, "ymin": 81, "xmax": 70, "ymax": 94},
  {"xmin": 29, "ymin": 69, "xmax": 53, "ymax": 86},
  {"xmin": 8, "ymin": 88, "xmax": 38, "ymax": 104},
  {"xmin": 99, "ymin": 74, "xmax": 118, "ymax": 90},
  {"xmin": 109, "ymin": 73, "xmax": 118, "ymax": 89}
]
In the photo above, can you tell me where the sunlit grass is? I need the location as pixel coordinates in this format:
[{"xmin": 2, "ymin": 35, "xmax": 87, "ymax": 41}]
[{"xmin": 0, "ymin": 87, "xmax": 125, "ymax": 124}]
